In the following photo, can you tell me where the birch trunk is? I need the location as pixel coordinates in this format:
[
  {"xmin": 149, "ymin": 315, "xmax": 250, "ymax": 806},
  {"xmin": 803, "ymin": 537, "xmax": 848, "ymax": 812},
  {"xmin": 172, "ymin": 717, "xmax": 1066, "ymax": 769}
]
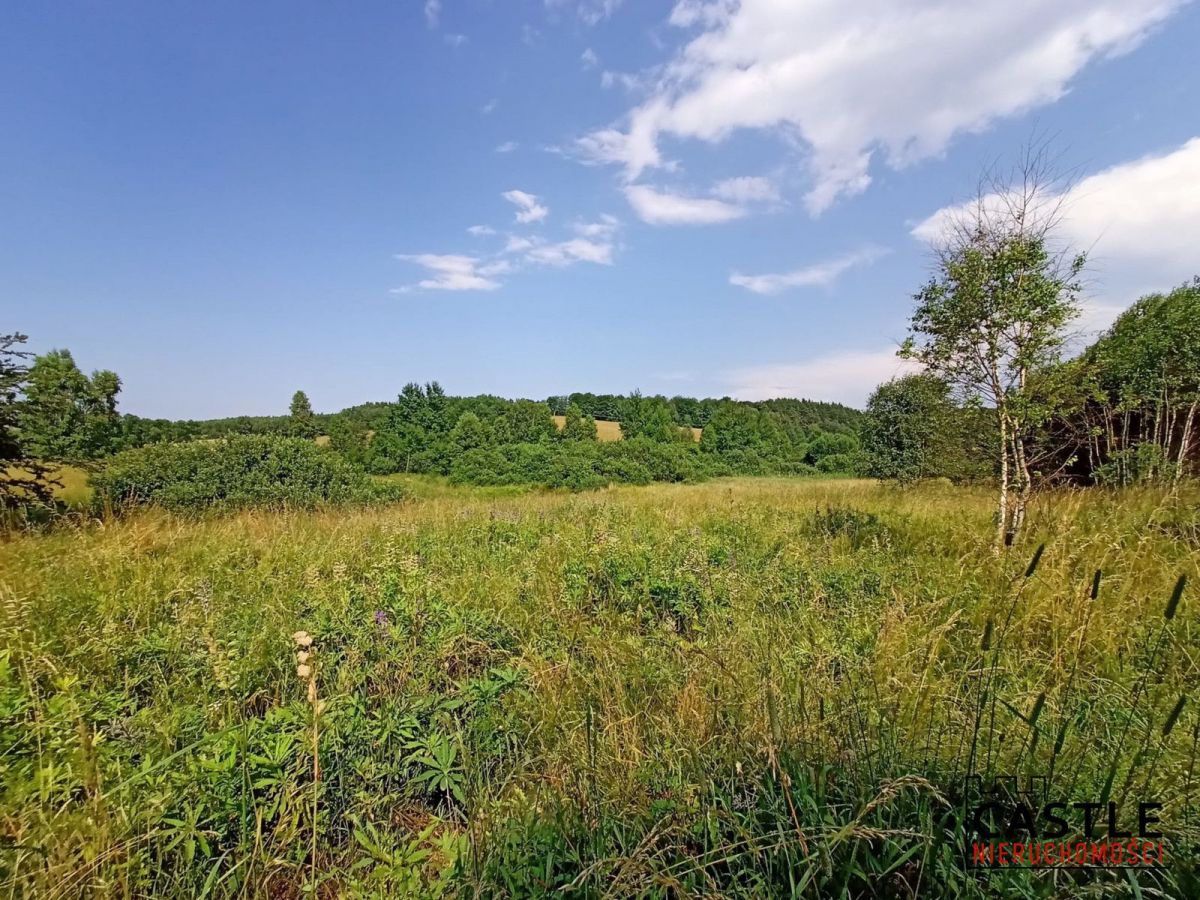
[
  {"xmin": 1178, "ymin": 401, "xmax": 1197, "ymax": 482},
  {"xmin": 994, "ymin": 410, "xmax": 1009, "ymax": 555},
  {"xmin": 1011, "ymin": 427, "xmax": 1031, "ymax": 542}
]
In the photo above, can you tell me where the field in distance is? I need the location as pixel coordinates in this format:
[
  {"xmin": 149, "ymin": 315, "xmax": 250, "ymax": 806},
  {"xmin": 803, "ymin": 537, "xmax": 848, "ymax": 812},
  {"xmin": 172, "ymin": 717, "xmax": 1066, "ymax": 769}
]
[{"xmin": 550, "ymin": 414, "xmax": 700, "ymax": 442}]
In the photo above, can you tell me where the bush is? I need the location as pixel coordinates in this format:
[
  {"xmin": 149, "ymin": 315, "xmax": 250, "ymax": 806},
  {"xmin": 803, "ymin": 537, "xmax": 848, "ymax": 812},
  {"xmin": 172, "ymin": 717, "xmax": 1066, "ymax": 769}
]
[
  {"xmin": 91, "ymin": 436, "xmax": 402, "ymax": 511},
  {"xmin": 447, "ymin": 440, "xmax": 716, "ymax": 491},
  {"xmin": 815, "ymin": 453, "xmax": 857, "ymax": 474}
]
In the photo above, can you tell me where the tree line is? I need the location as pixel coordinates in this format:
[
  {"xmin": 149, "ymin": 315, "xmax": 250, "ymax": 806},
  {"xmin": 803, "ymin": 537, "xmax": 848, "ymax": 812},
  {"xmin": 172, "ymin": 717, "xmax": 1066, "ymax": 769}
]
[{"xmin": 0, "ymin": 342, "xmax": 867, "ymax": 509}]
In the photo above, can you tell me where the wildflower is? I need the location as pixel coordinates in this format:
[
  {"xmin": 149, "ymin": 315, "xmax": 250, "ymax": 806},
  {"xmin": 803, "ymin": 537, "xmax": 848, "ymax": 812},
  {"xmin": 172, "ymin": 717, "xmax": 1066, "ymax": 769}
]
[
  {"xmin": 292, "ymin": 630, "xmax": 313, "ymax": 648},
  {"xmin": 373, "ymin": 609, "xmax": 389, "ymax": 628},
  {"xmin": 297, "ymin": 664, "xmax": 312, "ymax": 679},
  {"xmin": 296, "ymin": 650, "xmax": 310, "ymax": 664}
]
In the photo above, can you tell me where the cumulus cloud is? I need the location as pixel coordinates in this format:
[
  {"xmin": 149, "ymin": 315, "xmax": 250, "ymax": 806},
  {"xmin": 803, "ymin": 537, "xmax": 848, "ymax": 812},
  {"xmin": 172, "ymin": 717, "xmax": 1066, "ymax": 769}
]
[
  {"xmin": 495, "ymin": 141, "xmax": 519, "ymax": 153},
  {"xmin": 578, "ymin": 0, "xmax": 1185, "ymax": 213},
  {"xmin": 467, "ymin": 224, "xmax": 497, "ymax": 236},
  {"xmin": 502, "ymin": 189, "xmax": 550, "ymax": 224},
  {"xmin": 727, "ymin": 348, "xmax": 922, "ymax": 406},
  {"xmin": 730, "ymin": 247, "xmax": 889, "ymax": 295},
  {"xmin": 394, "ymin": 254, "xmax": 502, "ymax": 292},
  {"xmin": 912, "ymin": 137, "xmax": 1200, "ymax": 331},
  {"xmin": 581, "ymin": 47, "xmax": 600, "ymax": 69},
  {"xmin": 624, "ymin": 183, "xmax": 744, "ymax": 225}
]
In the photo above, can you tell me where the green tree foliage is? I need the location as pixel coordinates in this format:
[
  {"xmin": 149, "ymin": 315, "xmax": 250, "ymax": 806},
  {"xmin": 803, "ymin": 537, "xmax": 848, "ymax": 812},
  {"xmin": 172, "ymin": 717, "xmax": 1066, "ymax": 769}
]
[
  {"xmin": 862, "ymin": 374, "xmax": 991, "ymax": 484},
  {"xmin": 18, "ymin": 349, "xmax": 122, "ymax": 463},
  {"xmin": 448, "ymin": 437, "xmax": 717, "ymax": 491},
  {"xmin": 903, "ymin": 151, "xmax": 1083, "ymax": 549},
  {"xmin": 91, "ymin": 435, "xmax": 401, "ymax": 511},
  {"xmin": 1076, "ymin": 279, "xmax": 1200, "ymax": 483},
  {"xmin": 502, "ymin": 400, "xmax": 556, "ymax": 444},
  {"xmin": 369, "ymin": 382, "xmax": 454, "ymax": 474},
  {"xmin": 449, "ymin": 412, "xmax": 490, "ymax": 454},
  {"xmin": 620, "ymin": 391, "xmax": 683, "ymax": 442},
  {"xmin": 326, "ymin": 415, "xmax": 371, "ymax": 468},
  {"xmin": 0, "ymin": 333, "xmax": 58, "ymax": 508},
  {"xmin": 558, "ymin": 403, "xmax": 597, "ymax": 442},
  {"xmin": 289, "ymin": 390, "xmax": 317, "ymax": 438}
]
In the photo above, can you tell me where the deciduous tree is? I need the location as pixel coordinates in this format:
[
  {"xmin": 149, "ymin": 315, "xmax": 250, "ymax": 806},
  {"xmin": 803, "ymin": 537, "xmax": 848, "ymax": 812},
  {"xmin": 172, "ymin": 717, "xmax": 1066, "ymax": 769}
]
[{"xmin": 903, "ymin": 146, "xmax": 1083, "ymax": 551}]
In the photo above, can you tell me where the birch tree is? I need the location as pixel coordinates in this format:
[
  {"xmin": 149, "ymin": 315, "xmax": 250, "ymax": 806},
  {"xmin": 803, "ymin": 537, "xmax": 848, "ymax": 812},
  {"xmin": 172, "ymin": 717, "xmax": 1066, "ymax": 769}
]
[{"xmin": 903, "ymin": 147, "xmax": 1084, "ymax": 552}]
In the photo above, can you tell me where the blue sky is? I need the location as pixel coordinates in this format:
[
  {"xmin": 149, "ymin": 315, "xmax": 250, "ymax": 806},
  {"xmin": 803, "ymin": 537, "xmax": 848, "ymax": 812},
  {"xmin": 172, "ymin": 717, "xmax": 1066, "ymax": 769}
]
[{"xmin": 3, "ymin": 1, "xmax": 1199, "ymax": 419}]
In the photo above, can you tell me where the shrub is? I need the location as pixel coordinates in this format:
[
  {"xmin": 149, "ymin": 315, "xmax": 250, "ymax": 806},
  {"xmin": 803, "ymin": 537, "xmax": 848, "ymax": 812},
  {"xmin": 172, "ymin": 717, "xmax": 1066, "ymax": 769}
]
[
  {"xmin": 449, "ymin": 447, "xmax": 513, "ymax": 486},
  {"xmin": 815, "ymin": 453, "xmax": 857, "ymax": 474},
  {"xmin": 91, "ymin": 435, "xmax": 401, "ymax": 511}
]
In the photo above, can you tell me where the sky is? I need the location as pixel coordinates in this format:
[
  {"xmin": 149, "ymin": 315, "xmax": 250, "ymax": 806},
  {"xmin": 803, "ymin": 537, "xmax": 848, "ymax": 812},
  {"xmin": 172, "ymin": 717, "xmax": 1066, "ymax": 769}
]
[{"xmin": 3, "ymin": 0, "xmax": 1199, "ymax": 419}]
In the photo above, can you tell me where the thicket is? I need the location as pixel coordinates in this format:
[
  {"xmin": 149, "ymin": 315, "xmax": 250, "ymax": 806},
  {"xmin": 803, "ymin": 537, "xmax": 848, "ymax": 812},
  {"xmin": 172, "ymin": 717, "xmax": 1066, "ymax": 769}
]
[
  {"xmin": 862, "ymin": 278, "xmax": 1200, "ymax": 493},
  {"xmin": 90, "ymin": 435, "xmax": 404, "ymax": 512}
]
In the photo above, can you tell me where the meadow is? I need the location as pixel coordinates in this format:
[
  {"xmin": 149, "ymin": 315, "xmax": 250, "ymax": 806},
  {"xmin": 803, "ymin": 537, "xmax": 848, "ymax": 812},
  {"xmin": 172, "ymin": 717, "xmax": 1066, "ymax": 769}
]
[{"xmin": 1, "ymin": 477, "xmax": 1198, "ymax": 897}]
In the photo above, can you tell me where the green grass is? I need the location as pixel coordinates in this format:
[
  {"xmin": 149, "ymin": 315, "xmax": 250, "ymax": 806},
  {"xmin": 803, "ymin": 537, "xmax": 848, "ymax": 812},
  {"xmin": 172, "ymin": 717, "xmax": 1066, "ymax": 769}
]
[{"xmin": 1, "ymin": 478, "xmax": 1198, "ymax": 897}]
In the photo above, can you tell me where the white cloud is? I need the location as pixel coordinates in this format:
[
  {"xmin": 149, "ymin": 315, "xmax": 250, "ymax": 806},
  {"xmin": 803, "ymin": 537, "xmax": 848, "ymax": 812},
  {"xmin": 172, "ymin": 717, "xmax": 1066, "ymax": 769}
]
[
  {"xmin": 477, "ymin": 259, "xmax": 515, "ymax": 277},
  {"xmin": 502, "ymin": 189, "xmax": 550, "ymax": 224},
  {"xmin": 624, "ymin": 183, "xmax": 744, "ymax": 225},
  {"xmin": 481, "ymin": 99, "xmax": 498, "ymax": 115},
  {"xmin": 467, "ymin": 224, "xmax": 497, "ymax": 236},
  {"xmin": 581, "ymin": 47, "xmax": 600, "ymax": 69},
  {"xmin": 394, "ymin": 254, "xmax": 502, "ymax": 292},
  {"xmin": 710, "ymin": 175, "xmax": 779, "ymax": 204},
  {"xmin": 600, "ymin": 70, "xmax": 649, "ymax": 93},
  {"xmin": 444, "ymin": 33, "xmax": 467, "ymax": 47},
  {"xmin": 727, "ymin": 348, "xmax": 922, "ymax": 406},
  {"xmin": 506, "ymin": 218, "xmax": 620, "ymax": 267},
  {"xmin": 495, "ymin": 141, "xmax": 519, "ymax": 153},
  {"xmin": 504, "ymin": 235, "xmax": 537, "ymax": 253},
  {"xmin": 912, "ymin": 137, "xmax": 1200, "ymax": 331},
  {"xmin": 579, "ymin": 0, "xmax": 1185, "ymax": 213},
  {"xmin": 424, "ymin": 0, "xmax": 440, "ymax": 28},
  {"xmin": 730, "ymin": 246, "xmax": 889, "ymax": 294},
  {"xmin": 547, "ymin": 0, "xmax": 624, "ymax": 26},
  {"xmin": 527, "ymin": 237, "xmax": 615, "ymax": 266},
  {"xmin": 573, "ymin": 214, "xmax": 620, "ymax": 238}
]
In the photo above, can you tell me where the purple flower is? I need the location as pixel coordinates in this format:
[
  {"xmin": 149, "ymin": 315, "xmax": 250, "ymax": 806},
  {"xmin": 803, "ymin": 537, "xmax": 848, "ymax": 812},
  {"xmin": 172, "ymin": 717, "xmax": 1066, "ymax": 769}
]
[{"xmin": 373, "ymin": 609, "xmax": 389, "ymax": 628}]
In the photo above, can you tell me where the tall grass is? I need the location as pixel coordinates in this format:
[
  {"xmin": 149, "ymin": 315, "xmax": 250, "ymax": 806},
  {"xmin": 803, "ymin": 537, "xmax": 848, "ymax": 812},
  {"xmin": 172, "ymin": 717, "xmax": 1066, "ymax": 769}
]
[{"xmin": 0, "ymin": 478, "xmax": 1197, "ymax": 897}]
